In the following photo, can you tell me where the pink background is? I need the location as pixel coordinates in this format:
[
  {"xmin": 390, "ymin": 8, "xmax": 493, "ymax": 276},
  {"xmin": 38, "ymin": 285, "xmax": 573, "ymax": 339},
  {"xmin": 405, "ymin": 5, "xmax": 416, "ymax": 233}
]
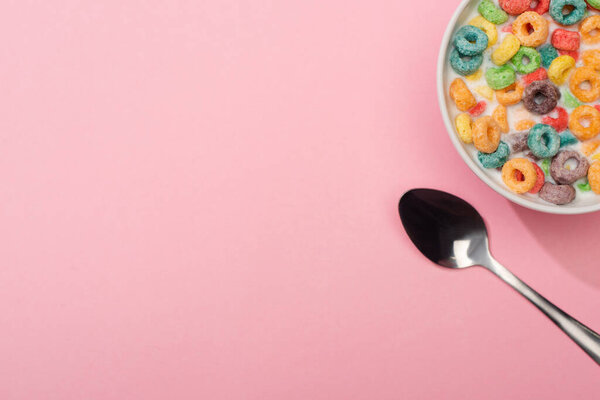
[{"xmin": 1, "ymin": 0, "xmax": 598, "ymax": 398}]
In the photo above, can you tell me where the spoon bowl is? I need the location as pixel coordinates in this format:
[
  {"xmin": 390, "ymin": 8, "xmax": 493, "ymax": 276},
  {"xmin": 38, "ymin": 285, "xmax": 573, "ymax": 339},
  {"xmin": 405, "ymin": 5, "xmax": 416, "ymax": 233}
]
[{"xmin": 399, "ymin": 189, "xmax": 489, "ymax": 269}]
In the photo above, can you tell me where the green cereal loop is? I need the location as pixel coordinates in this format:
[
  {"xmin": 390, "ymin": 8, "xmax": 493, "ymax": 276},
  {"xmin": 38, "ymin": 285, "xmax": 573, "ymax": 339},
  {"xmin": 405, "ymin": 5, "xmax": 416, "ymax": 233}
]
[
  {"xmin": 563, "ymin": 90, "xmax": 582, "ymax": 108},
  {"xmin": 511, "ymin": 47, "xmax": 541, "ymax": 75},
  {"xmin": 477, "ymin": 141, "xmax": 510, "ymax": 168},
  {"xmin": 485, "ymin": 64, "xmax": 516, "ymax": 90},
  {"xmin": 539, "ymin": 44, "xmax": 558, "ymax": 69},
  {"xmin": 577, "ymin": 181, "xmax": 591, "ymax": 191},
  {"xmin": 541, "ymin": 159, "xmax": 551, "ymax": 175},
  {"xmin": 589, "ymin": 0, "xmax": 600, "ymax": 9},
  {"xmin": 478, "ymin": 0, "xmax": 508, "ymax": 25}
]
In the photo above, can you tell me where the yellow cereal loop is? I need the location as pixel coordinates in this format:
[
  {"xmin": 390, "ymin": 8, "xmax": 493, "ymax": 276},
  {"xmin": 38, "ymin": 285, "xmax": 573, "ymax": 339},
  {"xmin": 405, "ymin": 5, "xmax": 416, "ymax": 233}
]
[
  {"xmin": 465, "ymin": 69, "xmax": 483, "ymax": 81},
  {"xmin": 515, "ymin": 119, "xmax": 535, "ymax": 131},
  {"xmin": 475, "ymin": 85, "xmax": 494, "ymax": 100},
  {"xmin": 593, "ymin": 153, "xmax": 600, "ymax": 162},
  {"xmin": 469, "ymin": 16, "xmax": 497, "ymax": 47},
  {"xmin": 492, "ymin": 105, "xmax": 509, "ymax": 133},
  {"xmin": 582, "ymin": 49, "xmax": 600, "ymax": 71},
  {"xmin": 548, "ymin": 55, "xmax": 576, "ymax": 86},
  {"xmin": 588, "ymin": 162, "xmax": 600, "ymax": 194},
  {"xmin": 492, "ymin": 34, "xmax": 521, "ymax": 66},
  {"xmin": 455, "ymin": 113, "xmax": 473, "ymax": 144}
]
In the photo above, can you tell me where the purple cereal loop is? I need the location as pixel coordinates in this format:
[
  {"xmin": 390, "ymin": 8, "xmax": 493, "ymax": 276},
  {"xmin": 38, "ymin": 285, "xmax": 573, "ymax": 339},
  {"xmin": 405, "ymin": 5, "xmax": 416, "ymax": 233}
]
[
  {"xmin": 522, "ymin": 80, "xmax": 559, "ymax": 115},
  {"xmin": 506, "ymin": 132, "xmax": 529, "ymax": 152},
  {"xmin": 550, "ymin": 150, "xmax": 590, "ymax": 185},
  {"xmin": 539, "ymin": 182, "xmax": 576, "ymax": 205}
]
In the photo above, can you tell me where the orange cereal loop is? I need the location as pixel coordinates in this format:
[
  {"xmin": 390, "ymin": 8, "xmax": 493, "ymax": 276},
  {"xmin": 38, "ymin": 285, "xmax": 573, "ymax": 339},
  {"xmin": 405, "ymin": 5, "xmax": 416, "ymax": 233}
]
[
  {"xmin": 492, "ymin": 105, "xmax": 509, "ymax": 133},
  {"xmin": 502, "ymin": 158, "xmax": 537, "ymax": 194},
  {"xmin": 582, "ymin": 49, "xmax": 600, "ymax": 71},
  {"xmin": 495, "ymin": 82, "xmax": 523, "ymax": 106},
  {"xmin": 581, "ymin": 140, "xmax": 600, "ymax": 156},
  {"xmin": 472, "ymin": 116, "xmax": 501, "ymax": 153},
  {"xmin": 569, "ymin": 105, "xmax": 600, "ymax": 141},
  {"xmin": 589, "ymin": 162, "xmax": 600, "ymax": 194},
  {"xmin": 512, "ymin": 11, "xmax": 549, "ymax": 47},
  {"xmin": 515, "ymin": 119, "xmax": 535, "ymax": 131},
  {"xmin": 569, "ymin": 67, "xmax": 600, "ymax": 103},
  {"xmin": 580, "ymin": 16, "xmax": 600, "ymax": 45},
  {"xmin": 449, "ymin": 78, "xmax": 477, "ymax": 111}
]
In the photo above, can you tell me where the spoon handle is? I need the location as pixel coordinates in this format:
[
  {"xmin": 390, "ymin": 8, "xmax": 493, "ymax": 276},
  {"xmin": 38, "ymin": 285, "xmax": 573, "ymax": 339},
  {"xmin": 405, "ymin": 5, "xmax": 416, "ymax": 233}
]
[{"xmin": 486, "ymin": 257, "xmax": 600, "ymax": 365}]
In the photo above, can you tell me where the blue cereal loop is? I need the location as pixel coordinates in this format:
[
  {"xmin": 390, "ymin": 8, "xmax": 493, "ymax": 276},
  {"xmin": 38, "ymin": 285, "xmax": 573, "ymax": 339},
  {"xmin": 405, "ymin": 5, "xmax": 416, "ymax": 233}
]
[
  {"xmin": 559, "ymin": 130, "xmax": 578, "ymax": 147},
  {"xmin": 527, "ymin": 123, "xmax": 560, "ymax": 158},
  {"xmin": 450, "ymin": 47, "xmax": 484, "ymax": 76},
  {"xmin": 478, "ymin": 141, "xmax": 510, "ymax": 168},
  {"xmin": 550, "ymin": 0, "xmax": 586, "ymax": 26},
  {"xmin": 453, "ymin": 25, "xmax": 488, "ymax": 56}
]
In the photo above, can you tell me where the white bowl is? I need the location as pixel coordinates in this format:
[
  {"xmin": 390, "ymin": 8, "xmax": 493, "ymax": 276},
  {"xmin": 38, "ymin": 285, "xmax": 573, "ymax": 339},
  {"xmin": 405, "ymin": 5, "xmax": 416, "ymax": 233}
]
[{"xmin": 437, "ymin": 0, "xmax": 600, "ymax": 215}]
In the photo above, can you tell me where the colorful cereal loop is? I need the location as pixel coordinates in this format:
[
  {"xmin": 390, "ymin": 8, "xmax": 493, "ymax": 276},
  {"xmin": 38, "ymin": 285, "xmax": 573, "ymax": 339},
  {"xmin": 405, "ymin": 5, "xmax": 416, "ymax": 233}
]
[
  {"xmin": 485, "ymin": 64, "xmax": 516, "ymax": 90},
  {"xmin": 478, "ymin": 0, "xmax": 509, "ymax": 24},
  {"xmin": 580, "ymin": 16, "xmax": 600, "ymax": 44},
  {"xmin": 589, "ymin": 162, "xmax": 600, "ymax": 194},
  {"xmin": 568, "ymin": 105, "xmax": 600, "ymax": 140},
  {"xmin": 549, "ymin": 0, "xmax": 586, "ymax": 26},
  {"xmin": 548, "ymin": 55, "xmax": 576, "ymax": 85},
  {"xmin": 478, "ymin": 141, "xmax": 510, "ymax": 168},
  {"xmin": 492, "ymin": 34, "xmax": 521, "ymax": 65},
  {"xmin": 449, "ymin": 78, "xmax": 477, "ymax": 111},
  {"xmin": 455, "ymin": 113, "xmax": 473, "ymax": 144},
  {"xmin": 512, "ymin": 11, "xmax": 549, "ymax": 47},
  {"xmin": 569, "ymin": 66, "xmax": 600, "ymax": 103},
  {"xmin": 493, "ymin": 105, "xmax": 509, "ymax": 133},
  {"xmin": 495, "ymin": 82, "xmax": 524, "ymax": 106},
  {"xmin": 515, "ymin": 119, "xmax": 535, "ymax": 131},
  {"xmin": 511, "ymin": 47, "xmax": 542, "ymax": 74},
  {"xmin": 502, "ymin": 158, "xmax": 537, "ymax": 193},
  {"xmin": 473, "ymin": 116, "xmax": 502, "ymax": 153},
  {"xmin": 582, "ymin": 49, "xmax": 600, "ymax": 71},
  {"xmin": 476, "ymin": 85, "xmax": 494, "ymax": 100},
  {"xmin": 469, "ymin": 16, "xmax": 498, "ymax": 47}
]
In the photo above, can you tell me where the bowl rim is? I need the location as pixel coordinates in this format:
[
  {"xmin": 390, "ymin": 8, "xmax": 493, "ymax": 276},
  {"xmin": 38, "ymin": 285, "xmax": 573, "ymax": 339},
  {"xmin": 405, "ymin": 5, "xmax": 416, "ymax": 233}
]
[{"xmin": 437, "ymin": 0, "xmax": 600, "ymax": 215}]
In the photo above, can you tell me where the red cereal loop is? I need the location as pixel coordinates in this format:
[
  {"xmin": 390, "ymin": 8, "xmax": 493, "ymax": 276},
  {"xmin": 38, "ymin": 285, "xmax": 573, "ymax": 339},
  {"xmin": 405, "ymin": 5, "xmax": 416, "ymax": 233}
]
[
  {"xmin": 469, "ymin": 101, "xmax": 487, "ymax": 117},
  {"xmin": 522, "ymin": 68, "xmax": 548, "ymax": 85},
  {"xmin": 551, "ymin": 29, "xmax": 580, "ymax": 51},
  {"xmin": 542, "ymin": 107, "xmax": 569, "ymax": 132},
  {"xmin": 502, "ymin": 24, "xmax": 513, "ymax": 33},
  {"xmin": 500, "ymin": 0, "xmax": 530, "ymax": 15},
  {"xmin": 529, "ymin": 163, "xmax": 545, "ymax": 194},
  {"xmin": 559, "ymin": 49, "xmax": 579, "ymax": 61},
  {"xmin": 529, "ymin": 0, "xmax": 550, "ymax": 14},
  {"xmin": 595, "ymin": 104, "xmax": 600, "ymax": 113}
]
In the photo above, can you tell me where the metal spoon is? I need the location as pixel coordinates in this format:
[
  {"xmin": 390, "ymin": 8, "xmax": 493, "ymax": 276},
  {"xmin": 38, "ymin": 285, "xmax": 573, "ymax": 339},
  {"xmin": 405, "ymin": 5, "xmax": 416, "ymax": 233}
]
[{"xmin": 399, "ymin": 188, "xmax": 600, "ymax": 365}]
